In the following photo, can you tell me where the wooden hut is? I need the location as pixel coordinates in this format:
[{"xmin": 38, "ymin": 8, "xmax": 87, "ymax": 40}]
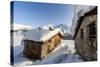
[
  {"xmin": 74, "ymin": 7, "xmax": 97, "ymax": 61},
  {"xmin": 22, "ymin": 28, "xmax": 63, "ymax": 59}
]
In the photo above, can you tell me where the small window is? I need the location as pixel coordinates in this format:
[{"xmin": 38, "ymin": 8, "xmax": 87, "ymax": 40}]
[{"xmin": 80, "ymin": 29, "xmax": 83, "ymax": 38}]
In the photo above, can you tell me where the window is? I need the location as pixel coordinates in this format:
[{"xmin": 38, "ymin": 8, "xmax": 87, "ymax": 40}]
[
  {"xmin": 88, "ymin": 21, "xmax": 96, "ymax": 38},
  {"xmin": 80, "ymin": 29, "xmax": 83, "ymax": 38}
]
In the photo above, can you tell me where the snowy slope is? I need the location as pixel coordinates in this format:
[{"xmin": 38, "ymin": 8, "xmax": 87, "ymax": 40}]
[{"xmin": 13, "ymin": 33, "xmax": 83, "ymax": 66}]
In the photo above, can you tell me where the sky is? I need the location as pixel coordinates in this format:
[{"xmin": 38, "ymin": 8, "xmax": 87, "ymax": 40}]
[{"xmin": 11, "ymin": 1, "xmax": 74, "ymax": 27}]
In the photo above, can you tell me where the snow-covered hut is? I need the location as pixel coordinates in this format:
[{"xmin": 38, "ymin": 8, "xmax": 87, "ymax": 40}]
[{"xmin": 22, "ymin": 28, "xmax": 63, "ymax": 59}]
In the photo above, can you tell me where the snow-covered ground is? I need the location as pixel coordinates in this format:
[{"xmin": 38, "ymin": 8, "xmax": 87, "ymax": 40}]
[{"xmin": 13, "ymin": 32, "xmax": 83, "ymax": 66}]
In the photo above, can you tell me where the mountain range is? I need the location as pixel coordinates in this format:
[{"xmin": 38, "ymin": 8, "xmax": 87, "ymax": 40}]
[{"xmin": 13, "ymin": 23, "xmax": 73, "ymax": 39}]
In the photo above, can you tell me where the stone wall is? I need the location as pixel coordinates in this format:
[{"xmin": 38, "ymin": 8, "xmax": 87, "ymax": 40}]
[{"xmin": 75, "ymin": 15, "xmax": 97, "ymax": 61}]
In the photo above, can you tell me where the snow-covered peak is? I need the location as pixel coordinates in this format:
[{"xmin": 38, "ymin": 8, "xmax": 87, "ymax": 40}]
[
  {"xmin": 36, "ymin": 24, "xmax": 55, "ymax": 30},
  {"xmin": 56, "ymin": 24, "xmax": 72, "ymax": 35},
  {"xmin": 37, "ymin": 24, "xmax": 72, "ymax": 36},
  {"xmin": 45, "ymin": 24, "xmax": 55, "ymax": 28}
]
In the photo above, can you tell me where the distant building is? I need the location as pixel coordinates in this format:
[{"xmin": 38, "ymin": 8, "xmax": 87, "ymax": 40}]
[
  {"xmin": 74, "ymin": 7, "xmax": 97, "ymax": 61},
  {"xmin": 22, "ymin": 28, "xmax": 63, "ymax": 59}
]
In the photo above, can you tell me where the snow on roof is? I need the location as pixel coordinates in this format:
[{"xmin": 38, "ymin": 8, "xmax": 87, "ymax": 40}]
[{"xmin": 22, "ymin": 28, "xmax": 63, "ymax": 42}]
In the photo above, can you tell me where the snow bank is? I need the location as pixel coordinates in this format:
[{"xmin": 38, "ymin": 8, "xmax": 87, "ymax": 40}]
[
  {"xmin": 13, "ymin": 32, "xmax": 24, "ymax": 47},
  {"xmin": 42, "ymin": 54, "xmax": 83, "ymax": 64}
]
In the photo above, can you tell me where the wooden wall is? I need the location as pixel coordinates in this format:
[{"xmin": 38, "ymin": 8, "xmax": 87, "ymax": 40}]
[
  {"xmin": 23, "ymin": 40, "xmax": 42, "ymax": 59},
  {"xmin": 41, "ymin": 34, "xmax": 61, "ymax": 59}
]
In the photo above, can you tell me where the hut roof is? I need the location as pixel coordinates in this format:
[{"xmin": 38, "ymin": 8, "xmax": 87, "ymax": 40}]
[{"xmin": 22, "ymin": 28, "xmax": 63, "ymax": 42}]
